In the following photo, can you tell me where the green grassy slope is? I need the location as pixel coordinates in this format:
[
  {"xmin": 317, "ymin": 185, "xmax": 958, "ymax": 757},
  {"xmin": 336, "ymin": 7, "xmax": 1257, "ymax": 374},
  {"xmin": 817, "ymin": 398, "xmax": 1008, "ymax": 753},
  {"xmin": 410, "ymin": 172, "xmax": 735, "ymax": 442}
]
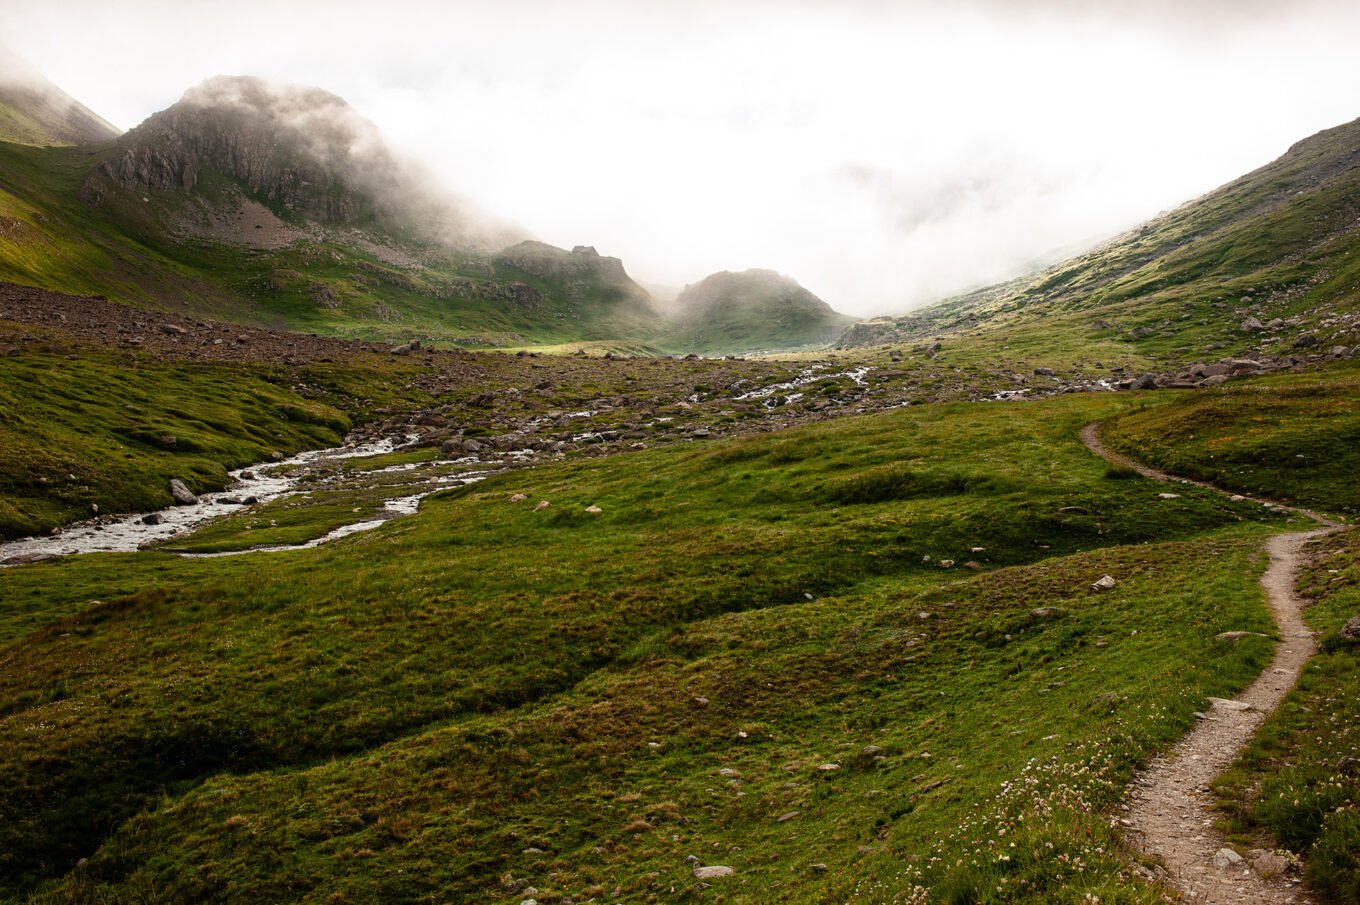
[
  {"xmin": 0, "ymin": 391, "xmax": 1296, "ymax": 901},
  {"xmin": 847, "ymin": 117, "xmax": 1360, "ymax": 368},
  {"xmin": 659, "ymin": 269, "xmax": 856, "ymax": 356},
  {"xmin": 0, "ymin": 350, "xmax": 349, "ymax": 538},
  {"xmin": 1102, "ymin": 362, "xmax": 1360, "ymax": 516},
  {"xmin": 0, "ymin": 62, "xmax": 120, "ymax": 147}
]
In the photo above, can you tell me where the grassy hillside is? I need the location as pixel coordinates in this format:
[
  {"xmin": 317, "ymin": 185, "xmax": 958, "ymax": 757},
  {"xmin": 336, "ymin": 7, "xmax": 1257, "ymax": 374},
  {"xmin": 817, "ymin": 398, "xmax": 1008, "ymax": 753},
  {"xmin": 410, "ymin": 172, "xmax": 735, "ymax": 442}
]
[
  {"xmin": 1102, "ymin": 362, "xmax": 1360, "ymax": 515},
  {"xmin": 843, "ymin": 117, "xmax": 1360, "ymax": 369},
  {"xmin": 0, "ymin": 390, "xmax": 1297, "ymax": 901},
  {"xmin": 0, "ymin": 55, "xmax": 120, "ymax": 147},
  {"xmin": 659, "ymin": 269, "xmax": 856, "ymax": 356}
]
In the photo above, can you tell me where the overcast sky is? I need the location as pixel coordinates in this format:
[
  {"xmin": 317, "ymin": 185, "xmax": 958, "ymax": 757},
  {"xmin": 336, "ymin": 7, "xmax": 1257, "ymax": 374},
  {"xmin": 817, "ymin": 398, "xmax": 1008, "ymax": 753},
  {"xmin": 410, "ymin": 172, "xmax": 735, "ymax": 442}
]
[{"xmin": 5, "ymin": 0, "xmax": 1360, "ymax": 315}]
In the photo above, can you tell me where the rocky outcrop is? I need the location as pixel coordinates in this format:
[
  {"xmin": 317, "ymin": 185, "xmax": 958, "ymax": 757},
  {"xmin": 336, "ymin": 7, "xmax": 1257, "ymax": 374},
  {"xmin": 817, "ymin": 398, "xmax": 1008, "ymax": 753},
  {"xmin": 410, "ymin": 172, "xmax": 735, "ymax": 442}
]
[
  {"xmin": 85, "ymin": 77, "xmax": 392, "ymax": 223},
  {"xmin": 495, "ymin": 242, "xmax": 631, "ymax": 282}
]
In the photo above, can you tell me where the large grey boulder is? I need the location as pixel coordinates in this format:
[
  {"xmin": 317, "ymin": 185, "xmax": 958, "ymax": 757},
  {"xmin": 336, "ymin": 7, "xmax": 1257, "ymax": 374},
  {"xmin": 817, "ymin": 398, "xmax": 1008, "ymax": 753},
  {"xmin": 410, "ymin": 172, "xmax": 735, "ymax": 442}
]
[{"xmin": 169, "ymin": 479, "xmax": 198, "ymax": 506}]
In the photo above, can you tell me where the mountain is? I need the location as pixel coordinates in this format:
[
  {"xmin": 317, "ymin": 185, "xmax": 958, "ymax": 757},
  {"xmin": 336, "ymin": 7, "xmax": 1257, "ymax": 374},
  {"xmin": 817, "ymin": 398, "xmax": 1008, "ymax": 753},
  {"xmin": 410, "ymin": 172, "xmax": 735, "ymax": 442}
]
[
  {"xmin": 492, "ymin": 241, "xmax": 659, "ymax": 339},
  {"xmin": 0, "ymin": 51, "xmax": 119, "ymax": 147},
  {"xmin": 80, "ymin": 75, "xmax": 518, "ymax": 250},
  {"xmin": 840, "ymin": 117, "xmax": 1360, "ymax": 366},
  {"xmin": 0, "ymin": 74, "xmax": 667, "ymax": 347},
  {"xmin": 659, "ymin": 269, "xmax": 856, "ymax": 355}
]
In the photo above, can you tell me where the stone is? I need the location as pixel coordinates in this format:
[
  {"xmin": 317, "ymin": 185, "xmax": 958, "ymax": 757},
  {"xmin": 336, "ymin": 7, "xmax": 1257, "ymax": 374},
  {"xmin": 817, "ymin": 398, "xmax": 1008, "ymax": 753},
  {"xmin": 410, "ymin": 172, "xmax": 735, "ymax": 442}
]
[
  {"xmin": 509, "ymin": 493, "xmax": 528, "ymax": 502},
  {"xmin": 817, "ymin": 763, "xmax": 841, "ymax": 772},
  {"xmin": 1128, "ymin": 373, "xmax": 1158, "ymax": 391},
  {"xmin": 1215, "ymin": 631, "xmax": 1267, "ymax": 642},
  {"xmin": 1208, "ymin": 697, "xmax": 1253, "ymax": 711},
  {"xmin": 142, "ymin": 512, "xmax": 165, "ymax": 525},
  {"xmin": 1248, "ymin": 849, "xmax": 1289, "ymax": 879},
  {"xmin": 859, "ymin": 745, "xmax": 884, "ymax": 756},
  {"xmin": 585, "ymin": 505, "xmax": 603, "ymax": 513},
  {"xmin": 810, "ymin": 863, "xmax": 828, "ymax": 873},
  {"xmin": 534, "ymin": 501, "xmax": 550, "ymax": 511},
  {"xmin": 777, "ymin": 810, "xmax": 800, "ymax": 822},
  {"xmin": 169, "ymin": 479, "xmax": 198, "ymax": 506},
  {"xmin": 1212, "ymin": 847, "xmax": 1244, "ymax": 870},
  {"xmin": 1033, "ymin": 367, "xmax": 1055, "ymax": 377},
  {"xmin": 692, "ymin": 865, "xmax": 734, "ymax": 879},
  {"xmin": 1293, "ymin": 333, "xmax": 1321, "ymax": 349},
  {"xmin": 1240, "ymin": 317, "xmax": 1264, "ymax": 332},
  {"xmin": 1336, "ymin": 755, "xmax": 1360, "ymax": 775},
  {"xmin": 1092, "ymin": 575, "xmax": 1118, "ymax": 591},
  {"xmin": 160, "ymin": 323, "xmax": 188, "ymax": 335},
  {"xmin": 1, "ymin": 552, "xmax": 58, "ymax": 565},
  {"xmin": 1339, "ymin": 615, "xmax": 1360, "ymax": 642},
  {"xmin": 1030, "ymin": 606, "xmax": 1065, "ymax": 619},
  {"xmin": 1157, "ymin": 492, "xmax": 1181, "ymax": 500}
]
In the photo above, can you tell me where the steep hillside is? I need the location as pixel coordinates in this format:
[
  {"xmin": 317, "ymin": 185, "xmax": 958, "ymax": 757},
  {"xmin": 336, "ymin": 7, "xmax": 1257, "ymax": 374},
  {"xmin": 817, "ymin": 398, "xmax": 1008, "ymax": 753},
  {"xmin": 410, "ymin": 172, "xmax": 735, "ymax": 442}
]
[
  {"xmin": 0, "ymin": 52, "xmax": 118, "ymax": 147},
  {"xmin": 659, "ymin": 268, "xmax": 855, "ymax": 355},
  {"xmin": 842, "ymin": 117, "xmax": 1360, "ymax": 369}
]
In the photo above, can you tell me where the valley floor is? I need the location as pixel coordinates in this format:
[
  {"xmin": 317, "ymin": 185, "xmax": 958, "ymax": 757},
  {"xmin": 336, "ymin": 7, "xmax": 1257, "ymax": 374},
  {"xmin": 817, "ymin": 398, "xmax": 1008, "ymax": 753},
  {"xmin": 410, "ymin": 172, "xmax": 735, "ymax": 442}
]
[{"xmin": 0, "ymin": 287, "xmax": 1357, "ymax": 904}]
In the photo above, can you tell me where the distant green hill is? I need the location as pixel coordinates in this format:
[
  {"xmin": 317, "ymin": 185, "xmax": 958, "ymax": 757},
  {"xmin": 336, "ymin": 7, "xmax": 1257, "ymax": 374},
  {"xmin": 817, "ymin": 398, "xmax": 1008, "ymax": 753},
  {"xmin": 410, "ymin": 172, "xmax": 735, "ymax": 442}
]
[
  {"xmin": 841, "ymin": 117, "xmax": 1360, "ymax": 366},
  {"xmin": 658, "ymin": 269, "xmax": 855, "ymax": 355}
]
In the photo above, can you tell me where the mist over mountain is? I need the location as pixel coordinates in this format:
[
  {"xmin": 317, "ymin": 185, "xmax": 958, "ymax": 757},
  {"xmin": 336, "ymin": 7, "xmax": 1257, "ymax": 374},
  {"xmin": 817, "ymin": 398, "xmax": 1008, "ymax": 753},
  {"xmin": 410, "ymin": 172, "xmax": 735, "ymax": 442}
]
[
  {"xmin": 81, "ymin": 75, "xmax": 522, "ymax": 251},
  {"xmin": 0, "ymin": 49, "xmax": 119, "ymax": 146},
  {"xmin": 660, "ymin": 269, "xmax": 855, "ymax": 355}
]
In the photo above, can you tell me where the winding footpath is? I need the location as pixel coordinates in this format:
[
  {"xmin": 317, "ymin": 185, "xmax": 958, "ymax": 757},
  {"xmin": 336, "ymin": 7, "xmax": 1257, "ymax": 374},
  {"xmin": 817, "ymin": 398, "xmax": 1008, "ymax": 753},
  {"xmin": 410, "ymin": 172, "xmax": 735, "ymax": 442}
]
[{"xmin": 1081, "ymin": 422, "xmax": 1344, "ymax": 905}]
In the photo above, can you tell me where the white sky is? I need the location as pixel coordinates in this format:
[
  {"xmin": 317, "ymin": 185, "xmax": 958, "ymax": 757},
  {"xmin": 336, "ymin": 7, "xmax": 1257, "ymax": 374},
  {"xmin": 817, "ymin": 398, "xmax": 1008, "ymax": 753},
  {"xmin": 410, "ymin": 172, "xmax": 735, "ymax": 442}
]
[{"xmin": 4, "ymin": 0, "xmax": 1360, "ymax": 315}]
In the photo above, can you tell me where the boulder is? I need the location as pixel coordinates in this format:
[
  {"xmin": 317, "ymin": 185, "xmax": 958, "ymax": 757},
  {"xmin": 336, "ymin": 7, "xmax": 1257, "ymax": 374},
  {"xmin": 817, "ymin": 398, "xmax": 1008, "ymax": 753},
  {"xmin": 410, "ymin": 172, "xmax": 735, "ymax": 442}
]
[
  {"xmin": 1092, "ymin": 575, "xmax": 1118, "ymax": 591},
  {"xmin": 1293, "ymin": 333, "xmax": 1321, "ymax": 349},
  {"xmin": 1340, "ymin": 614, "xmax": 1360, "ymax": 642},
  {"xmin": 141, "ymin": 512, "xmax": 165, "ymax": 525},
  {"xmin": 692, "ymin": 865, "xmax": 734, "ymax": 879},
  {"xmin": 1240, "ymin": 317, "xmax": 1264, "ymax": 332},
  {"xmin": 169, "ymin": 479, "xmax": 199, "ymax": 506},
  {"xmin": 1248, "ymin": 849, "xmax": 1289, "ymax": 879},
  {"xmin": 1212, "ymin": 848, "xmax": 1244, "ymax": 870},
  {"xmin": 1127, "ymin": 373, "xmax": 1157, "ymax": 391}
]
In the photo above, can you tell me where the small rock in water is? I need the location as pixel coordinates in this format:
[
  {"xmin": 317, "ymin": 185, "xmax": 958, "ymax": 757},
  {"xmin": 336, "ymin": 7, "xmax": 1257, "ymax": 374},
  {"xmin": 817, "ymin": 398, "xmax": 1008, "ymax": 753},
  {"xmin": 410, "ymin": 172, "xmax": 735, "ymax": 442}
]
[
  {"xmin": 1091, "ymin": 575, "xmax": 1118, "ymax": 591},
  {"xmin": 142, "ymin": 513, "xmax": 165, "ymax": 526},
  {"xmin": 169, "ymin": 479, "xmax": 198, "ymax": 506}
]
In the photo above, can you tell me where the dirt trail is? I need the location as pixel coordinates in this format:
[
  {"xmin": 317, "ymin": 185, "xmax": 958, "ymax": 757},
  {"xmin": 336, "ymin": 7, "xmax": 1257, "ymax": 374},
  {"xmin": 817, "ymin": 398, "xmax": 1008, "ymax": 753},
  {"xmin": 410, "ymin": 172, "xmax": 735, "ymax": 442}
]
[{"xmin": 1081, "ymin": 422, "xmax": 1341, "ymax": 905}]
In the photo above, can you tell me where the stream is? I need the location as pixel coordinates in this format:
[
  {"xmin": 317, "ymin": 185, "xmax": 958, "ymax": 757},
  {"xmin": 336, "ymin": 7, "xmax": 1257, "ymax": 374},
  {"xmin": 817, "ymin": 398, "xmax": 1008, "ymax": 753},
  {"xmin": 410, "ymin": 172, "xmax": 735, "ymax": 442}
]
[{"xmin": 0, "ymin": 433, "xmax": 446, "ymax": 566}]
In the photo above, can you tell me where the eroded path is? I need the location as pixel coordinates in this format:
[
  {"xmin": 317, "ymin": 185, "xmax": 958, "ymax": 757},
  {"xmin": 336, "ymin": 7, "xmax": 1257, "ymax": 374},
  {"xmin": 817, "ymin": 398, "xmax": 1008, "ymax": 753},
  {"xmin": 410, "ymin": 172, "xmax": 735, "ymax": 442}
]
[{"xmin": 1082, "ymin": 422, "xmax": 1341, "ymax": 904}]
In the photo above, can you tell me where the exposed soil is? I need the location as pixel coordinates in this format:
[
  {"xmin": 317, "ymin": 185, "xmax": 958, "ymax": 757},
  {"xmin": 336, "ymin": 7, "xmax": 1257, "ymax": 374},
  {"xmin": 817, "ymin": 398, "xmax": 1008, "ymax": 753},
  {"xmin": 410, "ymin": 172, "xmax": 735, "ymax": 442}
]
[{"xmin": 1082, "ymin": 422, "xmax": 1342, "ymax": 904}]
